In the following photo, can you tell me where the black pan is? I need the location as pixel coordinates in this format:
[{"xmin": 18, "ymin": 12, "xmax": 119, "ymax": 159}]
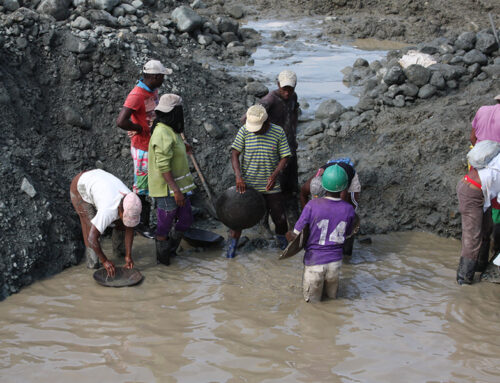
[
  {"xmin": 93, "ymin": 267, "xmax": 143, "ymax": 287},
  {"xmin": 183, "ymin": 227, "xmax": 224, "ymax": 248}
]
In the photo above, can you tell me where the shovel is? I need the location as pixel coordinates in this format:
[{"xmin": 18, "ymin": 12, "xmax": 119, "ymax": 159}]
[{"xmin": 181, "ymin": 133, "xmax": 217, "ymax": 218}]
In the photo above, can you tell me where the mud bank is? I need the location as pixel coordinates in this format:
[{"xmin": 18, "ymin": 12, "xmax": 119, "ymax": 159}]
[{"xmin": 0, "ymin": 0, "xmax": 499, "ymax": 298}]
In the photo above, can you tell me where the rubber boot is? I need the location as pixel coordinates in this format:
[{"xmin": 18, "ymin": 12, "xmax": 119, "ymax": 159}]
[
  {"xmin": 112, "ymin": 228, "xmax": 126, "ymax": 258},
  {"xmin": 136, "ymin": 195, "xmax": 154, "ymax": 239},
  {"xmin": 156, "ymin": 239, "xmax": 171, "ymax": 266},
  {"xmin": 275, "ymin": 234, "xmax": 288, "ymax": 250},
  {"xmin": 169, "ymin": 230, "xmax": 183, "ymax": 257},
  {"xmin": 85, "ymin": 247, "xmax": 100, "ymax": 269},
  {"xmin": 456, "ymin": 257, "xmax": 477, "ymax": 285},
  {"xmin": 476, "ymin": 239, "xmax": 490, "ymax": 273},
  {"xmin": 343, "ymin": 236, "xmax": 355, "ymax": 256},
  {"xmin": 225, "ymin": 238, "xmax": 239, "ymax": 258}
]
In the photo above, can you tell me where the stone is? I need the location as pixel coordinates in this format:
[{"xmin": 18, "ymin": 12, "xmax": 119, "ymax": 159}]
[
  {"xmin": 16, "ymin": 37, "xmax": 28, "ymax": 49},
  {"xmin": 353, "ymin": 58, "xmax": 369, "ymax": 68},
  {"xmin": 455, "ymin": 31, "xmax": 476, "ymax": 51},
  {"xmin": 191, "ymin": 0, "xmax": 207, "ymax": 9},
  {"xmin": 428, "ymin": 63, "xmax": 467, "ymax": 80},
  {"xmin": 403, "ymin": 64, "xmax": 431, "ymax": 87},
  {"xmin": 64, "ymin": 106, "xmax": 91, "ymax": 129},
  {"xmin": 481, "ymin": 64, "xmax": 500, "ymax": 79},
  {"xmin": 131, "ymin": 0, "xmax": 143, "ymax": 9},
  {"xmin": 429, "ymin": 71, "xmax": 446, "ymax": 89},
  {"xmin": 225, "ymin": 4, "xmax": 244, "ymax": 19},
  {"xmin": 446, "ymin": 80, "xmax": 458, "ymax": 89},
  {"xmin": 203, "ymin": 122, "xmax": 224, "ymax": 139},
  {"xmin": 71, "ymin": 16, "xmax": 92, "ymax": 30},
  {"xmin": 315, "ymin": 99, "xmax": 347, "ymax": 120},
  {"xmin": 216, "ymin": 17, "xmax": 239, "ymax": 34},
  {"xmin": 37, "ymin": 0, "xmax": 71, "ymax": 21},
  {"xmin": 463, "ymin": 49, "xmax": 488, "ymax": 65},
  {"xmin": 227, "ymin": 45, "xmax": 247, "ymax": 56},
  {"xmin": 418, "ymin": 84, "xmax": 437, "ymax": 99},
  {"xmin": 468, "ymin": 63, "xmax": 481, "ymax": 77},
  {"xmin": 3, "ymin": 0, "xmax": 20, "ymax": 12},
  {"xmin": 475, "ymin": 32, "xmax": 498, "ymax": 54},
  {"xmin": 197, "ymin": 34, "xmax": 212, "ymax": 45},
  {"xmin": 383, "ymin": 65, "xmax": 406, "ymax": 86},
  {"xmin": 0, "ymin": 86, "xmax": 11, "ymax": 104},
  {"xmin": 89, "ymin": 0, "xmax": 119, "ymax": 11},
  {"xmin": 221, "ymin": 31, "xmax": 238, "ymax": 44},
  {"xmin": 171, "ymin": 6, "xmax": 202, "ymax": 33},
  {"xmin": 244, "ymin": 82, "xmax": 268, "ymax": 97},
  {"xmin": 399, "ymin": 83, "xmax": 419, "ymax": 97},
  {"xmin": 21, "ymin": 178, "xmax": 36, "ymax": 198},
  {"xmin": 87, "ymin": 10, "xmax": 119, "ymax": 27},
  {"xmin": 303, "ymin": 120, "xmax": 325, "ymax": 136},
  {"xmin": 393, "ymin": 95, "xmax": 405, "ymax": 107},
  {"xmin": 63, "ymin": 34, "xmax": 96, "ymax": 54}
]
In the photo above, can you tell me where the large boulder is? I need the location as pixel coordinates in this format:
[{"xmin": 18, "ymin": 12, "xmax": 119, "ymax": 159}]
[
  {"xmin": 455, "ymin": 31, "xmax": 476, "ymax": 51},
  {"xmin": 171, "ymin": 6, "xmax": 202, "ymax": 33},
  {"xmin": 316, "ymin": 99, "xmax": 347, "ymax": 120},
  {"xmin": 37, "ymin": 0, "xmax": 71, "ymax": 21},
  {"xmin": 463, "ymin": 49, "xmax": 488, "ymax": 65},
  {"xmin": 403, "ymin": 64, "xmax": 431, "ymax": 87},
  {"xmin": 216, "ymin": 16, "xmax": 239, "ymax": 34},
  {"xmin": 418, "ymin": 84, "xmax": 437, "ymax": 99},
  {"xmin": 475, "ymin": 32, "xmax": 498, "ymax": 54},
  {"xmin": 383, "ymin": 65, "xmax": 406, "ymax": 86},
  {"xmin": 244, "ymin": 82, "xmax": 268, "ymax": 97},
  {"xmin": 428, "ymin": 63, "xmax": 467, "ymax": 80}
]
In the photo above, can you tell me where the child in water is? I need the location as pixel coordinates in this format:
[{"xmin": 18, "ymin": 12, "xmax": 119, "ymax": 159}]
[{"xmin": 287, "ymin": 165, "xmax": 356, "ymax": 302}]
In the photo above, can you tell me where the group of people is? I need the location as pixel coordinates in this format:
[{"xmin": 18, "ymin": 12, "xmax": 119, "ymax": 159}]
[{"xmin": 70, "ymin": 59, "xmax": 363, "ymax": 302}]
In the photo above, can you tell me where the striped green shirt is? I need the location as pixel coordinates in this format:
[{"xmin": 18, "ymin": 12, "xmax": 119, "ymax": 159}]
[{"xmin": 231, "ymin": 123, "xmax": 291, "ymax": 192}]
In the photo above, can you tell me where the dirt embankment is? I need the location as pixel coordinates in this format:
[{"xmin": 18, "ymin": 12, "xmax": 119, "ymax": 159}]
[{"xmin": 0, "ymin": 0, "xmax": 499, "ymax": 299}]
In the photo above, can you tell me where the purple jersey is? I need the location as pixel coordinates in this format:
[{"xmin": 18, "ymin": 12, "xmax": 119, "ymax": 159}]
[{"xmin": 294, "ymin": 197, "xmax": 355, "ymax": 266}]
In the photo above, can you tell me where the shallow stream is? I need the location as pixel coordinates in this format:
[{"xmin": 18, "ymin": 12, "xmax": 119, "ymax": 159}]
[{"xmin": 1, "ymin": 232, "xmax": 500, "ymax": 382}]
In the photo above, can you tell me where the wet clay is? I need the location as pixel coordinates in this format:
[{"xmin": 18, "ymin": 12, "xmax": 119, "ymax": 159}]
[{"xmin": 1, "ymin": 232, "xmax": 499, "ymax": 382}]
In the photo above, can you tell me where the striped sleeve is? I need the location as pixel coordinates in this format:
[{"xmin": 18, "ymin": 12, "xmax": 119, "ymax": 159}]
[
  {"xmin": 231, "ymin": 126, "xmax": 246, "ymax": 152},
  {"xmin": 278, "ymin": 127, "xmax": 291, "ymax": 158}
]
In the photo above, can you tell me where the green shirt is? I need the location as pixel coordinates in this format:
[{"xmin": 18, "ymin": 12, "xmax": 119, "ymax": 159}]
[
  {"xmin": 148, "ymin": 122, "xmax": 196, "ymax": 197},
  {"xmin": 231, "ymin": 123, "xmax": 291, "ymax": 192}
]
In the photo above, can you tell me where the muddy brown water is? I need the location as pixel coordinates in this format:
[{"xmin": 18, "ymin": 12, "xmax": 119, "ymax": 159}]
[{"xmin": 1, "ymin": 231, "xmax": 500, "ymax": 382}]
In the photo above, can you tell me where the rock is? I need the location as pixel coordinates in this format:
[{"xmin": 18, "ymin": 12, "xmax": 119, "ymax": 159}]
[
  {"xmin": 89, "ymin": 0, "xmax": 119, "ymax": 11},
  {"xmin": 71, "ymin": 16, "xmax": 92, "ymax": 30},
  {"xmin": 244, "ymin": 82, "xmax": 268, "ymax": 97},
  {"xmin": 399, "ymin": 83, "xmax": 419, "ymax": 97},
  {"xmin": 481, "ymin": 64, "xmax": 500, "ymax": 79},
  {"xmin": 428, "ymin": 63, "xmax": 467, "ymax": 80},
  {"xmin": 429, "ymin": 71, "xmax": 446, "ymax": 89},
  {"xmin": 131, "ymin": 0, "xmax": 143, "ymax": 9},
  {"xmin": 463, "ymin": 49, "xmax": 488, "ymax": 65},
  {"xmin": 446, "ymin": 80, "xmax": 458, "ymax": 89},
  {"xmin": 191, "ymin": 0, "xmax": 207, "ymax": 9},
  {"xmin": 418, "ymin": 84, "xmax": 437, "ymax": 99},
  {"xmin": 475, "ymin": 32, "xmax": 498, "ymax": 54},
  {"xmin": 221, "ymin": 31, "xmax": 238, "ymax": 44},
  {"xmin": 197, "ymin": 34, "xmax": 212, "ymax": 45},
  {"xmin": 225, "ymin": 4, "xmax": 244, "ymax": 19},
  {"xmin": 403, "ymin": 64, "xmax": 431, "ymax": 87},
  {"xmin": 21, "ymin": 178, "xmax": 36, "ymax": 198},
  {"xmin": 171, "ymin": 6, "xmax": 202, "ymax": 33},
  {"xmin": 353, "ymin": 58, "xmax": 369, "ymax": 67},
  {"xmin": 16, "ymin": 37, "xmax": 28, "ymax": 49},
  {"xmin": 393, "ymin": 94, "xmax": 405, "ymax": 107},
  {"xmin": 226, "ymin": 44, "xmax": 247, "ymax": 56},
  {"xmin": 455, "ymin": 31, "xmax": 476, "ymax": 51},
  {"xmin": 37, "ymin": 0, "xmax": 71, "ymax": 21},
  {"xmin": 383, "ymin": 65, "xmax": 406, "ymax": 86},
  {"xmin": 203, "ymin": 122, "xmax": 223, "ymax": 139},
  {"xmin": 304, "ymin": 120, "xmax": 325, "ymax": 136},
  {"xmin": 87, "ymin": 10, "xmax": 119, "ymax": 28},
  {"xmin": 315, "ymin": 99, "xmax": 347, "ymax": 120},
  {"xmin": 216, "ymin": 16, "xmax": 239, "ymax": 34},
  {"xmin": 63, "ymin": 34, "xmax": 96, "ymax": 54},
  {"xmin": 468, "ymin": 63, "xmax": 481, "ymax": 76},
  {"xmin": 3, "ymin": 0, "xmax": 20, "ymax": 12},
  {"xmin": 355, "ymin": 96, "xmax": 375, "ymax": 112},
  {"xmin": 63, "ymin": 106, "xmax": 91, "ymax": 129},
  {"xmin": 0, "ymin": 86, "xmax": 11, "ymax": 104}
]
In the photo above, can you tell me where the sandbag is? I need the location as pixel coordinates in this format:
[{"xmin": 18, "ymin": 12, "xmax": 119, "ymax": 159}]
[
  {"xmin": 216, "ymin": 186, "xmax": 266, "ymax": 231},
  {"xmin": 467, "ymin": 140, "xmax": 500, "ymax": 169}
]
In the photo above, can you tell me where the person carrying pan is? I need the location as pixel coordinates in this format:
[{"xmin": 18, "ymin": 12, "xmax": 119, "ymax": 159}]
[{"xmin": 287, "ymin": 165, "xmax": 356, "ymax": 303}]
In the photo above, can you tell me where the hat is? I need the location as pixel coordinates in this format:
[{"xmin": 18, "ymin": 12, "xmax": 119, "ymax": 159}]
[
  {"xmin": 278, "ymin": 70, "xmax": 297, "ymax": 88},
  {"xmin": 143, "ymin": 60, "xmax": 173, "ymax": 75},
  {"xmin": 245, "ymin": 105, "xmax": 268, "ymax": 132},
  {"xmin": 122, "ymin": 193, "xmax": 142, "ymax": 227},
  {"xmin": 495, "ymin": 94, "xmax": 500, "ymax": 101},
  {"xmin": 155, "ymin": 94, "xmax": 183, "ymax": 113}
]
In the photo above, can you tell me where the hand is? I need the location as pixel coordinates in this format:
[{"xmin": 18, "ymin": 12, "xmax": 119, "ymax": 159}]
[
  {"xmin": 128, "ymin": 130, "xmax": 138, "ymax": 138},
  {"xmin": 174, "ymin": 190, "xmax": 185, "ymax": 207},
  {"xmin": 124, "ymin": 255, "xmax": 134, "ymax": 269},
  {"xmin": 266, "ymin": 174, "xmax": 278, "ymax": 191},
  {"xmin": 236, "ymin": 176, "xmax": 246, "ymax": 194},
  {"xmin": 184, "ymin": 142, "xmax": 193, "ymax": 155},
  {"xmin": 103, "ymin": 259, "xmax": 116, "ymax": 278}
]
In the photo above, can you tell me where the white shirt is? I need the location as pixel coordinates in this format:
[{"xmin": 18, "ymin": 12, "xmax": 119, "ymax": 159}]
[
  {"xmin": 77, "ymin": 169, "xmax": 131, "ymax": 234},
  {"xmin": 478, "ymin": 152, "xmax": 500, "ymax": 211}
]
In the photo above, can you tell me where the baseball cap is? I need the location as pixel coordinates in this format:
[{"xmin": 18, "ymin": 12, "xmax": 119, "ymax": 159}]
[
  {"xmin": 143, "ymin": 60, "xmax": 173, "ymax": 75},
  {"xmin": 278, "ymin": 70, "xmax": 297, "ymax": 88},
  {"xmin": 495, "ymin": 94, "xmax": 500, "ymax": 101},
  {"xmin": 155, "ymin": 94, "xmax": 183, "ymax": 113},
  {"xmin": 245, "ymin": 105, "xmax": 268, "ymax": 132},
  {"xmin": 122, "ymin": 193, "xmax": 142, "ymax": 227}
]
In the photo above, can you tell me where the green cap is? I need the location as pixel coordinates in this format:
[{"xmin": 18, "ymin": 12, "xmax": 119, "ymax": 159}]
[{"xmin": 321, "ymin": 164, "xmax": 348, "ymax": 192}]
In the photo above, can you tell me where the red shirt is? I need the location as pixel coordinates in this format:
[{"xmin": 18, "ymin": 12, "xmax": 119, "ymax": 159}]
[{"xmin": 123, "ymin": 86, "xmax": 158, "ymax": 151}]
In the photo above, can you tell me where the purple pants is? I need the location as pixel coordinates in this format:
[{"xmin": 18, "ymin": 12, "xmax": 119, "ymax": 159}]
[{"xmin": 155, "ymin": 196, "xmax": 193, "ymax": 237}]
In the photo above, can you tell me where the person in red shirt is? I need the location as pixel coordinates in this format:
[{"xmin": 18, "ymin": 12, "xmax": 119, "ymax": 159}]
[{"xmin": 117, "ymin": 60, "xmax": 171, "ymax": 238}]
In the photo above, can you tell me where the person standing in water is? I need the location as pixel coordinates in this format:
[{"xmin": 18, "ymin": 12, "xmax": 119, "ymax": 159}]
[{"xmin": 148, "ymin": 94, "xmax": 196, "ymax": 265}]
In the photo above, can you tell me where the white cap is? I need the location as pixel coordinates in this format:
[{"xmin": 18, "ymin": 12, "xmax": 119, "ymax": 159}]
[
  {"xmin": 245, "ymin": 105, "xmax": 268, "ymax": 132},
  {"xmin": 278, "ymin": 70, "xmax": 297, "ymax": 88},
  {"xmin": 495, "ymin": 94, "xmax": 500, "ymax": 101},
  {"xmin": 155, "ymin": 94, "xmax": 183, "ymax": 113},
  {"xmin": 143, "ymin": 60, "xmax": 173, "ymax": 75}
]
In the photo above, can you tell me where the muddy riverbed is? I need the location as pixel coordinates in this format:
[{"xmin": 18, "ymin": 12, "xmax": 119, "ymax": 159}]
[{"xmin": 1, "ymin": 232, "xmax": 499, "ymax": 382}]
